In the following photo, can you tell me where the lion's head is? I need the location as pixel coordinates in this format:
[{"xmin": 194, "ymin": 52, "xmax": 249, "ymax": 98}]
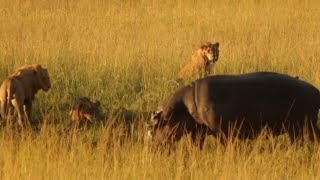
[
  {"xmin": 201, "ymin": 42, "xmax": 220, "ymax": 63},
  {"xmin": 13, "ymin": 64, "xmax": 51, "ymax": 92},
  {"xmin": 33, "ymin": 66, "xmax": 51, "ymax": 91}
]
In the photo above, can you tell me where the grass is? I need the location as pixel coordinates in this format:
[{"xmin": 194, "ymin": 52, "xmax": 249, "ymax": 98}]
[{"xmin": 0, "ymin": 0, "xmax": 320, "ymax": 179}]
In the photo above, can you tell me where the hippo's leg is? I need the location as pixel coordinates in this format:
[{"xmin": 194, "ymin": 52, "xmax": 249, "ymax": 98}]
[{"xmin": 191, "ymin": 126, "xmax": 209, "ymax": 150}]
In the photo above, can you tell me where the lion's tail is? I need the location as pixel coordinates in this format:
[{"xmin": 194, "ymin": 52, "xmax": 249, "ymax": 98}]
[
  {"xmin": 1, "ymin": 79, "xmax": 14, "ymax": 119},
  {"xmin": 5, "ymin": 80, "xmax": 14, "ymax": 117}
]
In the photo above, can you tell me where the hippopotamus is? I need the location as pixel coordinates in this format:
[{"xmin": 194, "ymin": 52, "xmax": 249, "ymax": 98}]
[{"xmin": 147, "ymin": 72, "xmax": 320, "ymax": 148}]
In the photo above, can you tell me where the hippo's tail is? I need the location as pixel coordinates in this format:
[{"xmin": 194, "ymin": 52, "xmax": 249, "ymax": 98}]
[
  {"xmin": 317, "ymin": 90, "xmax": 320, "ymax": 111},
  {"xmin": 318, "ymin": 91, "xmax": 320, "ymax": 109}
]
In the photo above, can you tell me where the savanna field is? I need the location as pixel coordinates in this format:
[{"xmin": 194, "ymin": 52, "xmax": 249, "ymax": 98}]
[{"xmin": 0, "ymin": 0, "xmax": 320, "ymax": 179}]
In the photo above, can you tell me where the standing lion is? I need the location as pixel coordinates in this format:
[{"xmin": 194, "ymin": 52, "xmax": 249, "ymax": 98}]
[
  {"xmin": 0, "ymin": 64, "xmax": 51, "ymax": 126},
  {"xmin": 175, "ymin": 42, "xmax": 220, "ymax": 83}
]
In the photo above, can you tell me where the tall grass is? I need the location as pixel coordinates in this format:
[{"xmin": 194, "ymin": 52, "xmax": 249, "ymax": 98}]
[{"xmin": 0, "ymin": 0, "xmax": 319, "ymax": 179}]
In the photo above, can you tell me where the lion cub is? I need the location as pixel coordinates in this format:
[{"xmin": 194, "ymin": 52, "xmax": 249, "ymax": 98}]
[
  {"xmin": 175, "ymin": 42, "xmax": 220, "ymax": 83},
  {"xmin": 69, "ymin": 97, "xmax": 101, "ymax": 122}
]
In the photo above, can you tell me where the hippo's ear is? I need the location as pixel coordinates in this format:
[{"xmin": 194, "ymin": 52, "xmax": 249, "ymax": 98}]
[
  {"xmin": 150, "ymin": 109, "xmax": 163, "ymax": 126},
  {"xmin": 152, "ymin": 110, "xmax": 162, "ymax": 120}
]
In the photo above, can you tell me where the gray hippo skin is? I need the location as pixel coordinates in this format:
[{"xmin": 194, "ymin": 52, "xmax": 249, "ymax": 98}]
[{"xmin": 147, "ymin": 72, "xmax": 320, "ymax": 148}]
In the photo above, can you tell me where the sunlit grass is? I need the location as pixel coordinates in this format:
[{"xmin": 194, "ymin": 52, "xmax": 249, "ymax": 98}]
[{"xmin": 0, "ymin": 0, "xmax": 319, "ymax": 179}]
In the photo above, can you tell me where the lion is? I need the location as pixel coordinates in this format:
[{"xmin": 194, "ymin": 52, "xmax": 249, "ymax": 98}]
[
  {"xmin": 0, "ymin": 64, "xmax": 51, "ymax": 126},
  {"xmin": 175, "ymin": 42, "xmax": 220, "ymax": 83},
  {"xmin": 69, "ymin": 97, "xmax": 101, "ymax": 122}
]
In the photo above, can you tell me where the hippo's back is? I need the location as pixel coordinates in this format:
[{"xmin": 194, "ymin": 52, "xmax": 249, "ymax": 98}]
[
  {"xmin": 200, "ymin": 72, "xmax": 319, "ymax": 107},
  {"xmin": 192, "ymin": 72, "xmax": 319, "ymax": 136}
]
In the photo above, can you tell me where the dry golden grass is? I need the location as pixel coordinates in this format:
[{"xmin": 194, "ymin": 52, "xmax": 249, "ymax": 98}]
[{"xmin": 0, "ymin": 0, "xmax": 320, "ymax": 179}]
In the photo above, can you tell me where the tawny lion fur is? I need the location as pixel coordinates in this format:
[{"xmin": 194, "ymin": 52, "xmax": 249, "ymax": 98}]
[
  {"xmin": 0, "ymin": 64, "xmax": 51, "ymax": 126},
  {"xmin": 69, "ymin": 97, "xmax": 101, "ymax": 122},
  {"xmin": 176, "ymin": 42, "xmax": 220, "ymax": 83}
]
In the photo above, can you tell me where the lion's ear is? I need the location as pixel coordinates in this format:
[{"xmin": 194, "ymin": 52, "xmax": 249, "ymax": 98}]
[
  {"xmin": 31, "ymin": 64, "xmax": 42, "ymax": 74},
  {"xmin": 215, "ymin": 42, "xmax": 220, "ymax": 48},
  {"xmin": 32, "ymin": 64, "xmax": 42, "ymax": 70},
  {"xmin": 201, "ymin": 42, "xmax": 212, "ymax": 49},
  {"xmin": 201, "ymin": 44, "xmax": 207, "ymax": 50}
]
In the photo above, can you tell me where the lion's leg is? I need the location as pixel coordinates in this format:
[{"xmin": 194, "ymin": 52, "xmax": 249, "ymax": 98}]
[
  {"xmin": 203, "ymin": 66, "xmax": 208, "ymax": 77},
  {"xmin": 0, "ymin": 100, "xmax": 6, "ymax": 119},
  {"xmin": 199, "ymin": 65, "xmax": 209, "ymax": 78},
  {"xmin": 24, "ymin": 100, "xmax": 32, "ymax": 126},
  {"xmin": 6, "ymin": 104, "xmax": 14, "ymax": 123},
  {"xmin": 11, "ymin": 99, "xmax": 25, "ymax": 126},
  {"xmin": 1, "ymin": 99, "xmax": 14, "ymax": 124},
  {"xmin": 197, "ymin": 69, "xmax": 204, "ymax": 79},
  {"xmin": 205, "ymin": 64, "xmax": 211, "ymax": 77},
  {"xmin": 204, "ymin": 62, "xmax": 213, "ymax": 77}
]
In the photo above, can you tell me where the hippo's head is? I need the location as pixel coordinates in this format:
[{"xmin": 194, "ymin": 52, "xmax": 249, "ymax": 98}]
[
  {"xmin": 146, "ymin": 104, "xmax": 195, "ymax": 147},
  {"xmin": 146, "ymin": 108, "xmax": 175, "ymax": 145}
]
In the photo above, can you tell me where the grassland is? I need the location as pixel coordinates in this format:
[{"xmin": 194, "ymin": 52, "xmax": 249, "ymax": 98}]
[{"xmin": 0, "ymin": 0, "xmax": 320, "ymax": 179}]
